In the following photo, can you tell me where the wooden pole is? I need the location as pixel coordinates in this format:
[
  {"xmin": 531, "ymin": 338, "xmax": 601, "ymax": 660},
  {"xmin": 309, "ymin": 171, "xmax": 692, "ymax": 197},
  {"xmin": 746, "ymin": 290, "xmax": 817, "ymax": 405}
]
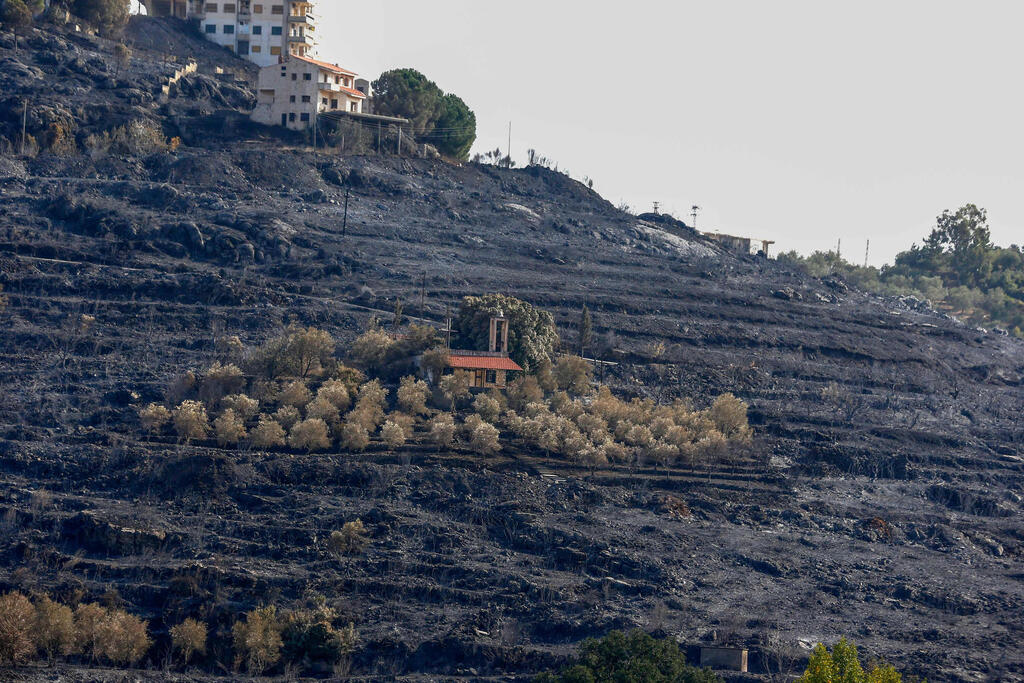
[
  {"xmin": 21, "ymin": 101, "xmax": 28, "ymax": 156},
  {"xmin": 342, "ymin": 185, "xmax": 349, "ymax": 237},
  {"xmin": 397, "ymin": 125, "xmax": 402, "ymax": 155}
]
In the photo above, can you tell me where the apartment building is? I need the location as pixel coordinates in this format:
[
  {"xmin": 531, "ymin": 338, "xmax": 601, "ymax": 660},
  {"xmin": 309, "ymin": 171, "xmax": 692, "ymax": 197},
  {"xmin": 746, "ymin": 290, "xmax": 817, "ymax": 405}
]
[
  {"xmin": 250, "ymin": 55, "xmax": 366, "ymax": 131},
  {"xmin": 140, "ymin": 0, "xmax": 316, "ymax": 67}
]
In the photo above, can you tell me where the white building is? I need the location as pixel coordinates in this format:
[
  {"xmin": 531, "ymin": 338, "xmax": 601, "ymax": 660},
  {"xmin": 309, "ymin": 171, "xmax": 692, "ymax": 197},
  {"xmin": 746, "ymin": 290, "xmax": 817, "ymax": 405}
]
[
  {"xmin": 139, "ymin": 0, "xmax": 316, "ymax": 67},
  {"xmin": 250, "ymin": 55, "xmax": 366, "ymax": 131}
]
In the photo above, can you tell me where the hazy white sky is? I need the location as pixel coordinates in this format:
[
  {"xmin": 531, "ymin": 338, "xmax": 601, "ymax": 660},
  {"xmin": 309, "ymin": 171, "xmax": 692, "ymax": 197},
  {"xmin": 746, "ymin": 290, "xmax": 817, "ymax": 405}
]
[{"xmin": 137, "ymin": 1, "xmax": 1024, "ymax": 264}]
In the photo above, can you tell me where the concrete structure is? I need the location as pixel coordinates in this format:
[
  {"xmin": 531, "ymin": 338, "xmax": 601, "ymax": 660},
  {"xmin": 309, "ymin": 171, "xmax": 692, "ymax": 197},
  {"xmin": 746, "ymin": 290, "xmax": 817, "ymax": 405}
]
[
  {"xmin": 699, "ymin": 646, "xmax": 748, "ymax": 673},
  {"xmin": 250, "ymin": 55, "xmax": 365, "ymax": 131},
  {"xmin": 703, "ymin": 232, "xmax": 775, "ymax": 257},
  {"xmin": 139, "ymin": 0, "xmax": 316, "ymax": 67},
  {"xmin": 443, "ymin": 314, "xmax": 523, "ymax": 389}
]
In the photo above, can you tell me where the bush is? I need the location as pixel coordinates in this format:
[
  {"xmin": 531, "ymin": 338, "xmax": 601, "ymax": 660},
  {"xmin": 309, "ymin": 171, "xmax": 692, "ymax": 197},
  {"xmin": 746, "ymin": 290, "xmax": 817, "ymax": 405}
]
[
  {"xmin": 221, "ymin": 394, "xmax": 259, "ymax": 420},
  {"xmin": 473, "ymin": 393, "xmax": 501, "ymax": 423},
  {"xmin": 380, "ymin": 420, "xmax": 406, "ymax": 449},
  {"xmin": 250, "ymin": 415, "xmax": 286, "ymax": 449},
  {"xmin": 428, "ymin": 413, "xmax": 456, "ymax": 449},
  {"xmin": 710, "ymin": 393, "xmax": 752, "ymax": 442},
  {"xmin": 352, "ymin": 380, "xmax": 389, "ymax": 428},
  {"xmin": 101, "ymin": 610, "xmax": 151, "ymax": 666},
  {"xmin": 796, "ymin": 638, "xmax": 908, "ymax": 683},
  {"xmin": 232, "ymin": 606, "xmax": 282, "ymax": 675},
  {"xmin": 198, "ymin": 362, "xmax": 245, "ymax": 405},
  {"xmin": 173, "ymin": 400, "xmax": 209, "ymax": 442},
  {"xmin": 289, "ymin": 418, "xmax": 331, "ymax": 453},
  {"xmin": 439, "ymin": 370, "xmax": 471, "ymax": 411},
  {"xmin": 170, "ymin": 618, "xmax": 207, "ymax": 664},
  {"xmin": 465, "ymin": 415, "xmax": 501, "ymax": 455},
  {"xmin": 316, "ymin": 379, "xmax": 351, "ymax": 411},
  {"xmin": 278, "ymin": 380, "xmax": 313, "ymax": 410},
  {"xmin": 536, "ymin": 629, "xmax": 722, "ymax": 683},
  {"xmin": 327, "ymin": 520, "xmax": 367, "ymax": 556},
  {"xmin": 554, "ymin": 355, "xmax": 592, "ymax": 395},
  {"xmin": 507, "ymin": 375, "xmax": 545, "ymax": 412},
  {"xmin": 0, "ymin": 592, "xmax": 35, "ymax": 666},
  {"xmin": 138, "ymin": 403, "xmax": 171, "ymax": 434},
  {"xmin": 214, "ymin": 408, "xmax": 247, "ymax": 446},
  {"xmin": 274, "ymin": 405, "xmax": 301, "ymax": 430},
  {"xmin": 32, "ymin": 596, "xmax": 78, "ymax": 662},
  {"xmin": 72, "ymin": 0, "xmax": 130, "ymax": 33},
  {"xmin": 165, "ymin": 370, "xmax": 196, "ymax": 405},
  {"xmin": 397, "ymin": 375, "xmax": 430, "ymax": 415},
  {"xmin": 281, "ymin": 610, "xmax": 357, "ymax": 669},
  {"xmin": 349, "ymin": 327, "xmax": 393, "ymax": 371},
  {"xmin": 73, "ymin": 602, "xmax": 106, "ymax": 662},
  {"xmin": 340, "ymin": 419, "xmax": 370, "ymax": 452},
  {"xmin": 305, "ymin": 396, "xmax": 340, "ymax": 427}
]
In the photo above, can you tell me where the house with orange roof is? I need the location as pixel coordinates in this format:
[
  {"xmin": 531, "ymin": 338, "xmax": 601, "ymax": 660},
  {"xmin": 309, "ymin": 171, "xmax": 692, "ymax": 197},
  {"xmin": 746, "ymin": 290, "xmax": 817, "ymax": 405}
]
[
  {"xmin": 250, "ymin": 54, "xmax": 367, "ymax": 131},
  {"xmin": 441, "ymin": 314, "xmax": 524, "ymax": 389}
]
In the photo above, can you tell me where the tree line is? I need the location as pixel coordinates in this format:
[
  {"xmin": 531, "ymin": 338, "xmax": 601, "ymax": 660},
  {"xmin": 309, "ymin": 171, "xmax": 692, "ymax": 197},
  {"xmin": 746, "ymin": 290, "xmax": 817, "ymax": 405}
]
[{"xmin": 779, "ymin": 204, "xmax": 1024, "ymax": 337}]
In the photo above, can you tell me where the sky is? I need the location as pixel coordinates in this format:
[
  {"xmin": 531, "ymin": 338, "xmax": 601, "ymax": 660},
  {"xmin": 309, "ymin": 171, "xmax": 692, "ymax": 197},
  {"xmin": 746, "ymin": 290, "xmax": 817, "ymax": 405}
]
[{"xmin": 135, "ymin": 1, "xmax": 1024, "ymax": 265}]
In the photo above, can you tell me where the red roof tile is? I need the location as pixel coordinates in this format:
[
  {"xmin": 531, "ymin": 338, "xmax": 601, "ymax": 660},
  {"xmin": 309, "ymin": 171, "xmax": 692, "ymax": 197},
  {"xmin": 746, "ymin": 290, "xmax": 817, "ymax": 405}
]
[
  {"xmin": 293, "ymin": 54, "xmax": 358, "ymax": 76},
  {"xmin": 446, "ymin": 354, "xmax": 523, "ymax": 371}
]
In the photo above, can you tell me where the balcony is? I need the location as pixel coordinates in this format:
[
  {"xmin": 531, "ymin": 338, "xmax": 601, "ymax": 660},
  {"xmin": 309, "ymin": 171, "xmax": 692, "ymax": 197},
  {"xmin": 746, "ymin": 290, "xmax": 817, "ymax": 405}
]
[
  {"xmin": 288, "ymin": 33, "xmax": 315, "ymax": 45},
  {"xmin": 288, "ymin": 12, "xmax": 314, "ymax": 24}
]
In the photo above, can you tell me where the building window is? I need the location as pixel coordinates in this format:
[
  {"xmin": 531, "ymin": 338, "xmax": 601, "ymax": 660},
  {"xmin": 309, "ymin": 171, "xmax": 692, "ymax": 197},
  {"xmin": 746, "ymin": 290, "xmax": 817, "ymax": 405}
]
[
  {"xmin": 271, "ymin": 25, "xmax": 282, "ymax": 35},
  {"xmin": 289, "ymin": 95, "xmax": 295, "ymax": 102},
  {"xmin": 270, "ymin": 46, "xmax": 281, "ymax": 55},
  {"xmin": 223, "ymin": 24, "xmax": 234, "ymax": 33},
  {"xmin": 253, "ymin": 3, "xmax": 263, "ymax": 11},
  {"xmin": 330, "ymin": 99, "xmax": 338, "ymax": 109},
  {"xmin": 300, "ymin": 113, "xmax": 310, "ymax": 122},
  {"xmin": 271, "ymin": 4, "xmax": 283, "ymax": 13},
  {"xmin": 291, "ymin": 73, "xmax": 296, "ymax": 80},
  {"xmin": 350, "ymin": 102, "xmax": 357, "ymax": 112},
  {"xmin": 252, "ymin": 24, "xmax": 262, "ymax": 34},
  {"xmin": 205, "ymin": 23, "xmax": 217, "ymax": 33},
  {"xmin": 252, "ymin": 45, "xmax": 261, "ymax": 52},
  {"xmin": 205, "ymin": 2, "xmax": 217, "ymax": 11},
  {"xmin": 289, "ymin": 112, "xmax": 296, "ymax": 121},
  {"xmin": 485, "ymin": 370, "xmax": 497, "ymax": 385},
  {"xmin": 321, "ymin": 97, "xmax": 327, "ymax": 106},
  {"xmin": 224, "ymin": 3, "xmax": 236, "ymax": 11},
  {"xmin": 301, "ymin": 95, "xmax": 310, "ymax": 102},
  {"xmin": 303, "ymin": 73, "xmax": 311, "ymax": 80}
]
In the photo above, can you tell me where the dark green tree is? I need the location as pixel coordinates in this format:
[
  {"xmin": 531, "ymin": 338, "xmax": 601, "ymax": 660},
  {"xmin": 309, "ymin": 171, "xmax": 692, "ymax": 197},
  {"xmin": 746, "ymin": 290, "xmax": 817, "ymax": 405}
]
[
  {"xmin": 454, "ymin": 293, "xmax": 559, "ymax": 372},
  {"xmin": 71, "ymin": 0, "xmax": 129, "ymax": 33},
  {"xmin": 429, "ymin": 93, "xmax": 476, "ymax": 160},
  {"xmin": 371, "ymin": 68, "xmax": 444, "ymax": 135},
  {"xmin": 1, "ymin": 0, "xmax": 33, "ymax": 52},
  {"xmin": 926, "ymin": 204, "xmax": 993, "ymax": 287},
  {"xmin": 536, "ymin": 630, "xmax": 723, "ymax": 683}
]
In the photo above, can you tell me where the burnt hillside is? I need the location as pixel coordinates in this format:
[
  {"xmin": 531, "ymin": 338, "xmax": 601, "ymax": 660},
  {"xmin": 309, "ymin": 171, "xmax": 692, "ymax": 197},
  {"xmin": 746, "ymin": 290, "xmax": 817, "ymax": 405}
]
[{"xmin": 0, "ymin": 16, "xmax": 1022, "ymax": 683}]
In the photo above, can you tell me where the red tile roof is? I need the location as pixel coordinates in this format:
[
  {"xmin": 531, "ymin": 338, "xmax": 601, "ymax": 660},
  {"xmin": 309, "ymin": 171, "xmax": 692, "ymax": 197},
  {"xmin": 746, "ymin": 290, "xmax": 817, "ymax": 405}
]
[
  {"xmin": 447, "ymin": 354, "xmax": 523, "ymax": 371},
  {"xmin": 293, "ymin": 54, "xmax": 357, "ymax": 76}
]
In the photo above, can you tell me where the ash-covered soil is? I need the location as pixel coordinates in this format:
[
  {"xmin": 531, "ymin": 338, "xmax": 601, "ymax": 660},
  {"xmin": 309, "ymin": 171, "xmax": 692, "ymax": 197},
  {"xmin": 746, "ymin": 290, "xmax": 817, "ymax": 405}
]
[{"xmin": 0, "ymin": 17, "xmax": 1022, "ymax": 683}]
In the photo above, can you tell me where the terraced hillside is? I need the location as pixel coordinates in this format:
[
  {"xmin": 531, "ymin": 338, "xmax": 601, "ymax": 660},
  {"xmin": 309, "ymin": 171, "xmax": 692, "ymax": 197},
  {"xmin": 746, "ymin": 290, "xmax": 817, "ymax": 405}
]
[{"xmin": 0, "ymin": 16, "xmax": 1022, "ymax": 683}]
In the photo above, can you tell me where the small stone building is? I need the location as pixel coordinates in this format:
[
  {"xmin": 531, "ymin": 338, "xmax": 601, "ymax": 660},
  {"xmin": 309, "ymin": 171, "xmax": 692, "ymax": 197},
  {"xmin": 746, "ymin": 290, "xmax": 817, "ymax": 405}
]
[
  {"xmin": 444, "ymin": 314, "xmax": 523, "ymax": 389},
  {"xmin": 699, "ymin": 646, "xmax": 748, "ymax": 673}
]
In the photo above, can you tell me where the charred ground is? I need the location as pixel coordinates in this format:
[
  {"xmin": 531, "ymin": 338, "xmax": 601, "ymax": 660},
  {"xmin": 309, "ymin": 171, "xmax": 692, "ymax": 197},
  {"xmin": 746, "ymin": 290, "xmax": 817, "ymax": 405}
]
[{"xmin": 0, "ymin": 16, "xmax": 1022, "ymax": 683}]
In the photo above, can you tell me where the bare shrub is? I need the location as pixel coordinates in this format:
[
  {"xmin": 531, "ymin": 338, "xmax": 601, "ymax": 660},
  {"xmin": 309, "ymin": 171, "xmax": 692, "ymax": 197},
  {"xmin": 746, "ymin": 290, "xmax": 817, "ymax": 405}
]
[
  {"xmin": 380, "ymin": 420, "xmax": 406, "ymax": 449},
  {"xmin": 32, "ymin": 596, "xmax": 78, "ymax": 662},
  {"xmin": 289, "ymin": 419, "xmax": 331, "ymax": 453},
  {"xmin": 340, "ymin": 420, "xmax": 369, "ymax": 452},
  {"xmin": 221, "ymin": 394, "xmax": 259, "ymax": 421},
  {"xmin": 138, "ymin": 403, "xmax": 171, "ymax": 434},
  {"xmin": 278, "ymin": 381, "xmax": 313, "ymax": 410},
  {"xmin": 316, "ymin": 379, "xmax": 351, "ymax": 411},
  {"xmin": 625, "ymin": 424, "xmax": 654, "ymax": 448},
  {"xmin": 250, "ymin": 415, "xmax": 286, "ymax": 449},
  {"xmin": 428, "ymin": 413, "xmax": 456, "ymax": 449},
  {"xmin": 249, "ymin": 325, "xmax": 335, "ymax": 379},
  {"xmin": 421, "ymin": 347, "xmax": 449, "ymax": 384},
  {"xmin": 173, "ymin": 401, "xmax": 209, "ymax": 443},
  {"xmin": 85, "ymin": 607, "xmax": 150, "ymax": 666},
  {"xmin": 694, "ymin": 430, "xmax": 729, "ymax": 460},
  {"xmin": 353, "ymin": 380, "xmax": 389, "ymax": 428},
  {"xmin": 85, "ymin": 120, "xmax": 171, "ymax": 158},
  {"xmin": 232, "ymin": 606, "xmax": 282, "ymax": 675},
  {"xmin": 198, "ymin": 362, "xmax": 245, "ymax": 405},
  {"xmin": 0, "ymin": 591, "xmax": 35, "ymax": 665},
  {"xmin": 274, "ymin": 405, "xmax": 301, "ymax": 430},
  {"xmin": 387, "ymin": 412, "xmax": 415, "ymax": 438},
  {"xmin": 464, "ymin": 415, "xmax": 501, "ymax": 455},
  {"xmin": 473, "ymin": 393, "xmax": 501, "ymax": 423},
  {"xmin": 165, "ymin": 371, "xmax": 196, "ymax": 405},
  {"xmin": 73, "ymin": 603, "xmax": 106, "ymax": 662},
  {"xmin": 327, "ymin": 520, "xmax": 367, "ymax": 556},
  {"xmin": 439, "ymin": 370, "xmax": 471, "ymax": 411},
  {"xmin": 710, "ymin": 393, "xmax": 752, "ymax": 442},
  {"xmin": 397, "ymin": 376, "xmax": 430, "ymax": 415},
  {"xmin": 215, "ymin": 335, "xmax": 245, "ymax": 363},
  {"xmin": 507, "ymin": 375, "xmax": 544, "ymax": 412},
  {"xmin": 170, "ymin": 618, "xmax": 207, "ymax": 664},
  {"xmin": 214, "ymin": 409, "xmax": 247, "ymax": 447}
]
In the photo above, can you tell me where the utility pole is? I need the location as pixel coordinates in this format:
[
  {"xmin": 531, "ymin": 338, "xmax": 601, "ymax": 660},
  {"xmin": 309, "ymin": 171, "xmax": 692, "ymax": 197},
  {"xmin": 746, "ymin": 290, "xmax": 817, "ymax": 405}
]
[
  {"xmin": 377, "ymin": 122, "xmax": 381, "ymax": 154},
  {"xmin": 397, "ymin": 125, "xmax": 402, "ymax": 156},
  {"xmin": 312, "ymin": 108, "xmax": 317, "ymax": 155},
  {"xmin": 21, "ymin": 101, "xmax": 28, "ymax": 157},
  {"xmin": 864, "ymin": 239, "xmax": 870, "ymax": 268},
  {"xmin": 837, "ymin": 238, "xmax": 842, "ymax": 259},
  {"xmin": 419, "ymin": 272, "xmax": 426, "ymax": 319},
  {"xmin": 507, "ymin": 120, "xmax": 512, "ymax": 168},
  {"xmin": 690, "ymin": 205, "xmax": 700, "ymax": 229},
  {"xmin": 341, "ymin": 185, "xmax": 350, "ymax": 237}
]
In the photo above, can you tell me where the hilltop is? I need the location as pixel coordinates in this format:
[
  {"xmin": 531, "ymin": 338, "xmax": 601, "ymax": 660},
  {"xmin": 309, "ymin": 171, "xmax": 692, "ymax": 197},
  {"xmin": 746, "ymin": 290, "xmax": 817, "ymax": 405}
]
[{"xmin": 0, "ymin": 16, "xmax": 1022, "ymax": 682}]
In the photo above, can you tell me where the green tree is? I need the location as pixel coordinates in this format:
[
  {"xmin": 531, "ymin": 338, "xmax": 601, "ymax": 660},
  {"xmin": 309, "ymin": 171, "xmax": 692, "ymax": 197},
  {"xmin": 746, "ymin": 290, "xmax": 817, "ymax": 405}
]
[
  {"xmin": 832, "ymin": 637, "xmax": 865, "ymax": 683},
  {"xmin": 925, "ymin": 204, "xmax": 992, "ymax": 287},
  {"xmin": 454, "ymin": 293, "xmax": 559, "ymax": 372},
  {"xmin": 371, "ymin": 68, "xmax": 444, "ymax": 135},
  {"xmin": 72, "ymin": 0, "xmax": 130, "ymax": 33},
  {"xmin": 536, "ymin": 630, "xmax": 722, "ymax": 683},
  {"xmin": 796, "ymin": 643, "xmax": 838, "ymax": 683},
  {"xmin": 428, "ymin": 93, "xmax": 476, "ymax": 160},
  {"xmin": 1, "ymin": 0, "xmax": 33, "ymax": 52}
]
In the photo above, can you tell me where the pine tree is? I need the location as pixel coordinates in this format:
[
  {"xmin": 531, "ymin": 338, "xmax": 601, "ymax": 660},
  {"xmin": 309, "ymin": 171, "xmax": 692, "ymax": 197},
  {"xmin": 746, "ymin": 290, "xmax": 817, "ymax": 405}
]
[
  {"xmin": 797, "ymin": 643, "xmax": 837, "ymax": 683},
  {"xmin": 579, "ymin": 304, "xmax": 593, "ymax": 357}
]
